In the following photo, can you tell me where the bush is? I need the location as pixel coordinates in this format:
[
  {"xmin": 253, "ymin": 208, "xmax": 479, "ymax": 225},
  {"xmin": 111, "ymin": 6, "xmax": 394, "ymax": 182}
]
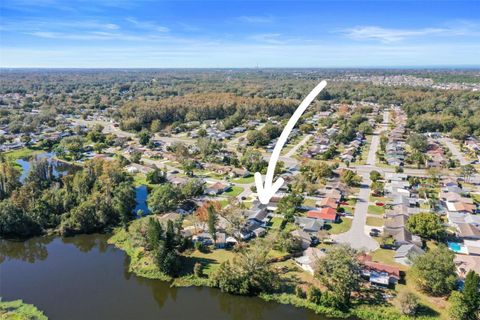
[
  {"xmin": 397, "ymin": 291, "xmax": 419, "ymax": 316},
  {"xmin": 194, "ymin": 262, "xmax": 203, "ymax": 278},
  {"xmin": 295, "ymin": 285, "xmax": 305, "ymax": 298},
  {"xmin": 307, "ymin": 286, "xmax": 322, "ymax": 305}
]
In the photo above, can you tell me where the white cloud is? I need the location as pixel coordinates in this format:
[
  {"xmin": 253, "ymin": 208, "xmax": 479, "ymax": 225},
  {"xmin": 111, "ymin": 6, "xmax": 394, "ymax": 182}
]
[
  {"xmin": 125, "ymin": 17, "xmax": 169, "ymax": 32},
  {"xmin": 237, "ymin": 15, "xmax": 274, "ymax": 24},
  {"xmin": 342, "ymin": 24, "xmax": 479, "ymax": 43}
]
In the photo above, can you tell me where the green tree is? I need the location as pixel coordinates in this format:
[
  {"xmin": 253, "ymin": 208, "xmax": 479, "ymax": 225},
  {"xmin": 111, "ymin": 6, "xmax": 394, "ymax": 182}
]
[
  {"xmin": 369, "ymin": 170, "xmax": 382, "ymax": 182},
  {"xmin": 449, "ymin": 291, "xmax": 470, "ymax": 320},
  {"xmin": 460, "ymin": 164, "xmax": 477, "ymax": 182},
  {"xmin": 407, "ymin": 133, "xmax": 428, "ymax": 152},
  {"xmin": 146, "ymin": 166, "xmax": 167, "ymax": 184},
  {"xmin": 0, "ymin": 156, "xmax": 21, "ymax": 200},
  {"xmin": 147, "ymin": 184, "xmax": 180, "ymax": 213},
  {"xmin": 207, "ymin": 204, "xmax": 218, "ymax": 241},
  {"xmin": 411, "ymin": 245, "xmax": 456, "ymax": 296},
  {"xmin": 371, "ymin": 181, "xmax": 385, "ymax": 196},
  {"xmin": 0, "ymin": 199, "xmax": 39, "ymax": 238},
  {"xmin": 240, "ymin": 149, "xmax": 268, "ymax": 173},
  {"xmin": 113, "ymin": 182, "xmax": 136, "ymax": 230},
  {"xmin": 340, "ymin": 169, "xmax": 362, "ymax": 187},
  {"xmin": 406, "ymin": 212, "xmax": 446, "ymax": 240},
  {"xmin": 150, "ymin": 119, "xmax": 162, "ymax": 133},
  {"xmin": 212, "ymin": 246, "xmax": 280, "ymax": 295},
  {"xmin": 456, "ymin": 270, "xmax": 480, "ymax": 320},
  {"xmin": 138, "ymin": 131, "xmax": 151, "ymax": 146},
  {"xmin": 59, "ymin": 136, "xmax": 84, "ymax": 160},
  {"xmin": 314, "ymin": 245, "xmax": 361, "ymax": 309},
  {"xmin": 397, "ymin": 291, "xmax": 419, "ymax": 316},
  {"xmin": 277, "ymin": 193, "xmax": 304, "ymax": 222},
  {"xmin": 146, "ymin": 217, "xmax": 163, "ymax": 251}
]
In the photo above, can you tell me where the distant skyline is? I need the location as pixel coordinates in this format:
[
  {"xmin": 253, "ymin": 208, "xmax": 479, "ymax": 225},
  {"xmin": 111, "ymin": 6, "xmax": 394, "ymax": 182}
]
[{"xmin": 1, "ymin": 0, "xmax": 479, "ymax": 68}]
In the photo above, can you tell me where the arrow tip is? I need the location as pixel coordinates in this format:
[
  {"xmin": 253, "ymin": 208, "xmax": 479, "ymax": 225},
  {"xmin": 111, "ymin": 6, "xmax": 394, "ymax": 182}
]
[{"xmin": 254, "ymin": 172, "xmax": 284, "ymax": 204}]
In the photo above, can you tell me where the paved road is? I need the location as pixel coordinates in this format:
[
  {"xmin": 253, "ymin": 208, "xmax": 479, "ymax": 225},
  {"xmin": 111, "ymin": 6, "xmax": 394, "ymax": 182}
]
[
  {"xmin": 367, "ymin": 134, "xmax": 381, "ymax": 166},
  {"xmin": 333, "ymin": 111, "xmax": 389, "ymax": 252},
  {"xmin": 284, "ymin": 134, "xmax": 312, "ymax": 158},
  {"xmin": 441, "ymin": 137, "xmax": 469, "ymax": 166},
  {"xmin": 333, "ymin": 172, "xmax": 379, "ymax": 251}
]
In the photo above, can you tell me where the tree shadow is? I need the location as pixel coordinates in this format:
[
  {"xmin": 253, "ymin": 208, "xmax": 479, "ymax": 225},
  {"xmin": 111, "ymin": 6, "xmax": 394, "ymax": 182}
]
[{"xmin": 179, "ymin": 255, "xmax": 218, "ymax": 276}]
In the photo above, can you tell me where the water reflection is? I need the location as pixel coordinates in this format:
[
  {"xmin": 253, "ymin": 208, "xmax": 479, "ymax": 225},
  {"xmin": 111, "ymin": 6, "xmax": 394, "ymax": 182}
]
[
  {"xmin": 0, "ymin": 236, "xmax": 53, "ymax": 263},
  {"xmin": 0, "ymin": 235, "xmax": 330, "ymax": 320},
  {"xmin": 61, "ymin": 234, "xmax": 109, "ymax": 253},
  {"xmin": 16, "ymin": 152, "xmax": 76, "ymax": 183},
  {"xmin": 134, "ymin": 185, "xmax": 150, "ymax": 215}
]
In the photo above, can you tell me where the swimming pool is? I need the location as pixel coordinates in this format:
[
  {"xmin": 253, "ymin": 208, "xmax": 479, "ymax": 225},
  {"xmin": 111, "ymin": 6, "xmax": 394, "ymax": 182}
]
[{"xmin": 448, "ymin": 242, "xmax": 468, "ymax": 254}]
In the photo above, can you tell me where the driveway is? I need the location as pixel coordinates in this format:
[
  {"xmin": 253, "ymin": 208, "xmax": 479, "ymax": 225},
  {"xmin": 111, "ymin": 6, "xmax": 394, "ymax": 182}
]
[{"xmin": 333, "ymin": 173, "xmax": 379, "ymax": 252}]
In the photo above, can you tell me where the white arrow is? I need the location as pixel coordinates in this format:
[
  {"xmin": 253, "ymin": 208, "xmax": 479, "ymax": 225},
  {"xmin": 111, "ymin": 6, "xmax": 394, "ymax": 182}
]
[{"xmin": 255, "ymin": 80, "xmax": 327, "ymax": 204}]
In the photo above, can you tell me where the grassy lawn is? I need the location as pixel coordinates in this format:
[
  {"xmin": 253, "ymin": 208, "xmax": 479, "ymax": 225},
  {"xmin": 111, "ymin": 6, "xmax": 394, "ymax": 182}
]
[
  {"xmin": 218, "ymin": 199, "xmax": 229, "ymax": 208},
  {"xmin": 4, "ymin": 147, "xmax": 43, "ymax": 161},
  {"xmin": 394, "ymin": 272, "xmax": 450, "ymax": 319},
  {"xmin": 367, "ymin": 205, "xmax": 385, "ymax": 215},
  {"xmin": 346, "ymin": 198, "xmax": 357, "ymax": 206},
  {"xmin": 269, "ymin": 217, "xmax": 284, "ymax": 230},
  {"xmin": 231, "ymin": 176, "xmax": 255, "ymax": 184},
  {"xmin": 133, "ymin": 173, "xmax": 153, "ymax": 187},
  {"xmin": 371, "ymin": 248, "xmax": 407, "ymax": 270},
  {"xmin": 472, "ymin": 193, "xmax": 480, "ymax": 204},
  {"xmin": 200, "ymin": 171, "xmax": 226, "ymax": 180},
  {"xmin": 326, "ymin": 217, "xmax": 352, "ymax": 234},
  {"xmin": 224, "ymin": 186, "xmax": 244, "ymax": 197},
  {"xmin": 366, "ymin": 217, "xmax": 384, "ymax": 227},
  {"xmin": 303, "ymin": 198, "xmax": 317, "ymax": 207},
  {"xmin": 184, "ymin": 249, "xmax": 235, "ymax": 276},
  {"xmin": 369, "ymin": 195, "xmax": 389, "ymax": 203}
]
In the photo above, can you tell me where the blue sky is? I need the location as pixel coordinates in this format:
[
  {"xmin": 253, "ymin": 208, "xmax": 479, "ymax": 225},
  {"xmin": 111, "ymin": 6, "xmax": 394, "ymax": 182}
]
[{"xmin": 1, "ymin": 0, "xmax": 479, "ymax": 68}]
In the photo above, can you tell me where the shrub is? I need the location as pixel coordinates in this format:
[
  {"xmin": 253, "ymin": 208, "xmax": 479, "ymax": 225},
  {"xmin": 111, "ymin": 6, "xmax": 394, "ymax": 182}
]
[
  {"xmin": 194, "ymin": 262, "xmax": 203, "ymax": 278},
  {"xmin": 306, "ymin": 286, "xmax": 322, "ymax": 305}
]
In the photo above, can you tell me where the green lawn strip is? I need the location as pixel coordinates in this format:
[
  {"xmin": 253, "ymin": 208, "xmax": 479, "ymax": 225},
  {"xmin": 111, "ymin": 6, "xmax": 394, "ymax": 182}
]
[
  {"xmin": 371, "ymin": 248, "xmax": 407, "ymax": 270},
  {"xmin": 268, "ymin": 217, "xmax": 284, "ymax": 230},
  {"xmin": 231, "ymin": 176, "xmax": 255, "ymax": 184},
  {"xmin": 0, "ymin": 299, "xmax": 48, "ymax": 320},
  {"xmin": 339, "ymin": 205, "xmax": 354, "ymax": 215},
  {"xmin": 326, "ymin": 217, "xmax": 352, "ymax": 234},
  {"xmin": 367, "ymin": 205, "xmax": 385, "ymax": 215},
  {"xmin": 471, "ymin": 193, "xmax": 480, "ymax": 204},
  {"xmin": 366, "ymin": 217, "xmax": 384, "ymax": 227},
  {"xmin": 132, "ymin": 173, "xmax": 156, "ymax": 188},
  {"xmin": 302, "ymin": 198, "xmax": 316, "ymax": 207},
  {"xmin": 4, "ymin": 147, "xmax": 43, "ymax": 161},
  {"xmin": 369, "ymin": 195, "xmax": 389, "ymax": 203},
  {"xmin": 224, "ymin": 186, "xmax": 244, "ymax": 197},
  {"xmin": 181, "ymin": 249, "xmax": 235, "ymax": 277}
]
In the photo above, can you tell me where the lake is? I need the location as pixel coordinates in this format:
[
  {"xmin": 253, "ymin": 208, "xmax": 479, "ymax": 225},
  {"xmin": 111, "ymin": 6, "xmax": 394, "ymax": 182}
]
[
  {"xmin": 0, "ymin": 235, "xmax": 332, "ymax": 320},
  {"xmin": 16, "ymin": 152, "xmax": 74, "ymax": 183}
]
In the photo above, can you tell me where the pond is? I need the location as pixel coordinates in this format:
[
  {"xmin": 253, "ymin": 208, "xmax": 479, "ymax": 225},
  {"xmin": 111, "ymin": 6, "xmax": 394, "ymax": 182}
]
[
  {"xmin": 134, "ymin": 185, "xmax": 150, "ymax": 215},
  {"xmin": 0, "ymin": 235, "xmax": 332, "ymax": 320},
  {"xmin": 16, "ymin": 152, "xmax": 74, "ymax": 183}
]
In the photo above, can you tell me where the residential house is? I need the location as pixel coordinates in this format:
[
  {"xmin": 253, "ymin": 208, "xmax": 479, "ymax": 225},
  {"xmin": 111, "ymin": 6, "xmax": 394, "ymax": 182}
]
[
  {"xmin": 294, "ymin": 247, "xmax": 326, "ymax": 274},
  {"xmin": 394, "ymin": 244, "xmax": 425, "ymax": 266},
  {"xmin": 359, "ymin": 254, "xmax": 401, "ymax": 286},
  {"xmin": 205, "ymin": 182, "xmax": 231, "ymax": 195},
  {"xmin": 294, "ymin": 216, "xmax": 324, "ymax": 233},
  {"xmin": 290, "ymin": 229, "xmax": 313, "ymax": 250},
  {"xmin": 307, "ymin": 208, "xmax": 338, "ymax": 223}
]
